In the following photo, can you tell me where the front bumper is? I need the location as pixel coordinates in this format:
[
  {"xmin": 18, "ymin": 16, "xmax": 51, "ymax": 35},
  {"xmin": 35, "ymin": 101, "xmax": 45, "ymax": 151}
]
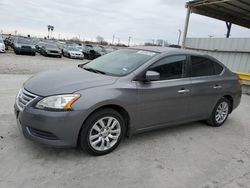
[
  {"xmin": 46, "ymin": 51, "xmax": 61, "ymax": 56},
  {"xmin": 14, "ymin": 103, "xmax": 85, "ymax": 148},
  {"xmin": 70, "ymin": 54, "xmax": 84, "ymax": 59},
  {"xmin": 15, "ymin": 47, "xmax": 35, "ymax": 54},
  {"xmin": 0, "ymin": 46, "xmax": 5, "ymax": 52}
]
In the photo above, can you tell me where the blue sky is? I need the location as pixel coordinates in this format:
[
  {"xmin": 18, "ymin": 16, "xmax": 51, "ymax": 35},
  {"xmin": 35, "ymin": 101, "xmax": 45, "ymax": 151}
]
[{"xmin": 0, "ymin": 0, "xmax": 250, "ymax": 45}]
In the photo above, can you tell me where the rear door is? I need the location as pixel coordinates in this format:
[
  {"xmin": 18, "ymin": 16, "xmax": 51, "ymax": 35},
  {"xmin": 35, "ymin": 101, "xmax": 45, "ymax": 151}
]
[
  {"xmin": 136, "ymin": 55, "xmax": 191, "ymax": 130},
  {"xmin": 187, "ymin": 55, "xmax": 225, "ymax": 119}
]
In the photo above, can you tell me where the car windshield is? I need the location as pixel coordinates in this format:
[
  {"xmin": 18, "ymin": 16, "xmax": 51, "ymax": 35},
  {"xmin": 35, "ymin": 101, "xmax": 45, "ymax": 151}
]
[
  {"xmin": 17, "ymin": 38, "xmax": 32, "ymax": 44},
  {"xmin": 82, "ymin": 49, "xmax": 158, "ymax": 76},
  {"xmin": 0, "ymin": 38, "xmax": 3, "ymax": 43}
]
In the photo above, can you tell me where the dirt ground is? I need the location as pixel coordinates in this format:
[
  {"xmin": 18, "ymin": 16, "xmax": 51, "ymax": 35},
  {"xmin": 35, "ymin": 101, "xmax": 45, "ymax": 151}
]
[{"xmin": 0, "ymin": 52, "xmax": 250, "ymax": 188}]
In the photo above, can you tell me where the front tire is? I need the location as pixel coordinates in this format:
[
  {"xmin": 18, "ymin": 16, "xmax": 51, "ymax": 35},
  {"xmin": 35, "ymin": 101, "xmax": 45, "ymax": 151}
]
[
  {"xmin": 206, "ymin": 97, "xmax": 230, "ymax": 127},
  {"xmin": 79, "ymin": 108, "xmax": 125, "ymax": 156}
]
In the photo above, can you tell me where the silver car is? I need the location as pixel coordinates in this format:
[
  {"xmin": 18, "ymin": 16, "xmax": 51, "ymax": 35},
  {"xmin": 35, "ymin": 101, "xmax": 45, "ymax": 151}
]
[
  {"xmin": 0, "ymin": 37, "xmax": 6, "ymax": 52},
  {"xmin": 14, "ymin": 46, "xmax": 242, "ymax": 155}
]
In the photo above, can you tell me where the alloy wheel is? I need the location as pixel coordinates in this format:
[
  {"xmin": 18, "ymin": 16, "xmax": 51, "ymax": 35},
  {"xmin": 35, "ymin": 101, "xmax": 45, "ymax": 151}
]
[
  {"xmin": 215, "ymin": 101, "xmax": 229, "ymax": 124},
  {"xmin": 89, "ymin": 116, "xmax": 121, "ymax": 151}
]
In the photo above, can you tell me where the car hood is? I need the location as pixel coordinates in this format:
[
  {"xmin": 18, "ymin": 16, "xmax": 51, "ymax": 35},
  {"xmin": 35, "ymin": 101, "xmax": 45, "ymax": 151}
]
[
  {"xmin": 24, "ymin": 66, "xmax": 117, "ymax": 96},
  {"xmin": 46, "ymin": 47, "xmax": 60, "ymax": 51}
]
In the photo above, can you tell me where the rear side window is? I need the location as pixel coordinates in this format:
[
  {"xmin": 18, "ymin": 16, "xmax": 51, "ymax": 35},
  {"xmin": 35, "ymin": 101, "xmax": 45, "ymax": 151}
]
[
  {"xmin": 149, "ymin": 55, "xmax": 186, "ymax": 80},
  {"xmin": 190, "ymin": 56, "xmax": 223, "ymax": 77}
]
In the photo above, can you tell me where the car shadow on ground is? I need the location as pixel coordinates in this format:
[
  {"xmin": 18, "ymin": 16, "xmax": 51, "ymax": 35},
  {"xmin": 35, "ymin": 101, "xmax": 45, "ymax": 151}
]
[{"xmin": 19, "ymin": 120, "xmax": 213, "ymax": 159}]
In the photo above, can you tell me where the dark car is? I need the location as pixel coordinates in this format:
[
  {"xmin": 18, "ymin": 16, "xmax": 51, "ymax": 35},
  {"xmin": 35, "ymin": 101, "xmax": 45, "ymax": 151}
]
[
  {"xmin": 13, "ymin": 37, "xmax": 36, "ymax": 55},
  {"xmin": 82, "ymin": 44, "xmax": 101, "ymax": 60},
  {"xmin": 15, "ymin": 47, "xmax": 241, "ymax": 155},
  {"xmin": 35, "ymin": 41, "xmax": 45, "ymax": 53},
  {"xmin": 40, "ymin": 43, "xmax": 62, "ymax": 58}
]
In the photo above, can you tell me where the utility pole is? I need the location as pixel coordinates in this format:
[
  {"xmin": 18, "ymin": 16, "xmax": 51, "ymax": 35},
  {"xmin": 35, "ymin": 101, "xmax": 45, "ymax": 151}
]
[
  {"xmin": 112, "ymin": 34, "xmax": 115, "ymax": 45},
  {"xmin": 128, "ymin": 36, "xmax": 131, "ymax": 46},
  {"xmin": 177, "ymin": 29, "xmax": 181, "ymax": 45}
]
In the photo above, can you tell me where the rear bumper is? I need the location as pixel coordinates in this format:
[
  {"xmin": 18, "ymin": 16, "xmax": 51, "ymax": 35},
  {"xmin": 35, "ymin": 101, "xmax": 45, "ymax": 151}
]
[
  {"xmin": 232, "ymin": 89, "xmax": 242, "ymax": 111},
  {"xmin": 14, "ymin": 103, "xmax": 86, "ymax": 148}
]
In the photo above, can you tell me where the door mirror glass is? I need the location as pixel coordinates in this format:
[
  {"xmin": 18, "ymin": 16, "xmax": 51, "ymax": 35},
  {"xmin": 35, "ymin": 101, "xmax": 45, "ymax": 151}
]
[{"xmin": 145, "ymin": 70, "xmax": 160, "ymax": 81}]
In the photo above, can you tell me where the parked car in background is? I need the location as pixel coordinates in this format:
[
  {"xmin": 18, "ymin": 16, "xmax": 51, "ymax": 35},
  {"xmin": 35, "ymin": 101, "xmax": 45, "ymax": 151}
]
[
  {"xmin": 105, "ymin": 46, "xmax": 118, "ymax": 53},
  {"xmin": 62, "ymin": 46, "xmax": 84, "ymax": 59},
  {"xmin": 14, "ymin": 47, "xmax": 242, "ymax": 155},
  {"xmin": 0, "ymin": 37, "xmax": 6, "ymax": 52},
  {"xmin": 40, "ymin": 43, "xmax": 62, "ymax": 58},
  {"xmin": 95, "ymin": 45, "xmax": 107, "ymax": 55},
  {"xmin": 4, "ymin": 35, "xmax": 15, "ymax": 50},
  {"xmin": 82, "ymin": 44, "xmax": 101, "ymax": 60},
  {"xmin": 13, "ymin": 37, "xmax": 36, "ymax": 55},
  {"xmin": 35, "ymin": 41, "xmax": 45, "ymax": 53}
]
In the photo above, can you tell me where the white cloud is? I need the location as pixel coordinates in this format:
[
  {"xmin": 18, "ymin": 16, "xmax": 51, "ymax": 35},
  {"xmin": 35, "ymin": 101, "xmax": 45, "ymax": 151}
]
[{"xmin": 0, "ymin": 0, "xmax": 249, "ymax": 45}]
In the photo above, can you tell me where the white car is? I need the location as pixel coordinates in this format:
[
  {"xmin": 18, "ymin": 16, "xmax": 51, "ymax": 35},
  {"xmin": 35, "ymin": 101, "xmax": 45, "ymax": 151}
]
[
  {"xmin": 0, "ymin": 38, "xmax": 6, "ymax": 53},
  {"xmin": 63, "ymin": 46, "xmax": 84, "ymax": 60}
]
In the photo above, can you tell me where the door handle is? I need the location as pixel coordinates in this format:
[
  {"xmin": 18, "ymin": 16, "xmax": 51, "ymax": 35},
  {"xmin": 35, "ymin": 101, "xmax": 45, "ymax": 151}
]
[
  {"xmin": 213, "ymin": 85, "xmax": 222, "ymax": 89},
  {"xmin": 178, "ymin": 88, "xmax": 190, "ymax": 94}
]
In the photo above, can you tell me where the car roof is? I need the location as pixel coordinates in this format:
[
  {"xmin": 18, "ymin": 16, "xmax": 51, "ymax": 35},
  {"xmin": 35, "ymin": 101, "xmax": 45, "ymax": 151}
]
[{"xmin": 129, "ymin": 46, "xmax": 203, "ymax": 55}]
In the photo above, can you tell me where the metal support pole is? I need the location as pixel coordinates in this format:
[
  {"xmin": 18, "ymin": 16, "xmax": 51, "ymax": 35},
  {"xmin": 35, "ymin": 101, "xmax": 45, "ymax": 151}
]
[
  {"xmin": 177, "ymin": 29, "xmax": 182, "ymax": 46},
  {"xmin": 181, "ymin": 6, "xmax": 191, "ymax": 48},
  {"xmin": 226, "ymin": 22, "xmax": 232, "ymax": 38}
]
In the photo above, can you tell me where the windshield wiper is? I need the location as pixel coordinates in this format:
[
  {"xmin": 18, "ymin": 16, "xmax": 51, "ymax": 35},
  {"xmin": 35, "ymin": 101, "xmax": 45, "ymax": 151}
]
[{"xmin": 82, "ymin": 67, "xmax": 106, "ymax": 75}]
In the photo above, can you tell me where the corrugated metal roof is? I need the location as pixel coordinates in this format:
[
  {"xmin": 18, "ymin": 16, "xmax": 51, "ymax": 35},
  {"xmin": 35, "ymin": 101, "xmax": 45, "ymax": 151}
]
[{"xmin": 186, "ymin": 0, "xmax": 250, "ymax": 28}]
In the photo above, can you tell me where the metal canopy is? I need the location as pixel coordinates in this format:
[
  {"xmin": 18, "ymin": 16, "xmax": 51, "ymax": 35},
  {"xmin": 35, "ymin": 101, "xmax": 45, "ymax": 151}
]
[
  {"xmin": 187, "ymin": 0, "xmax": 250, "ymax": 29},
  {"xmin": 182, "ymin": 0, "xmax": 250, "ymax": 47}
]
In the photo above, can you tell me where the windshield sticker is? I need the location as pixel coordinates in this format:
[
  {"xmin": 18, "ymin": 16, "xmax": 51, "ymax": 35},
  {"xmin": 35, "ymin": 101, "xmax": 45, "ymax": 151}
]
[{"xmin": 137, "ymin": 51, "xmax": 156, "ymax": 56}]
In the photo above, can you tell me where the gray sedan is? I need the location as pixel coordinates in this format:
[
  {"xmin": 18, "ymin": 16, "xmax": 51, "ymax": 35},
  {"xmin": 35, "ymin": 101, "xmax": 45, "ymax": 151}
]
[
  {"xmin": 14, "ymin": 47, "xmax": 242, "ymax": 155},
  {"xmin": 40, "ymin": 43, "xmax": 62, "ymax": 58}
]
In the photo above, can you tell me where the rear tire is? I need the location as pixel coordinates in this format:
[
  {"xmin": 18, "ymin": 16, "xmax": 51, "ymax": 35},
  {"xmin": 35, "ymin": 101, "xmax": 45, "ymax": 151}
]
[
  {"xmin": 206, "ymin": 97, "xmax": 230, "ymax": 127},
  {"xmin": 79, "ymin": 108, "xmax": 125, "ymax": 156}
]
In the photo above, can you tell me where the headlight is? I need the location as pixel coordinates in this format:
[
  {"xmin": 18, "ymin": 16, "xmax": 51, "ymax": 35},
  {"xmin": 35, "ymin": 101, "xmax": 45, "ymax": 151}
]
[{"xmin": 36, "ymin": 94, "xmax": 80, "ymax": 111}]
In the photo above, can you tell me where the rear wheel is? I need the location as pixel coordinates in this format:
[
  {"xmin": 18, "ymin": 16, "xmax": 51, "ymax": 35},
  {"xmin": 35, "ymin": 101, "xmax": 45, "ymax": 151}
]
[
  {"xmin": 206, "ymin": 97, "xmax": 230, "ymax": 127},
  {"xmin": 79, "ymin": 108, "xmax": 125, "ymax": 156}
]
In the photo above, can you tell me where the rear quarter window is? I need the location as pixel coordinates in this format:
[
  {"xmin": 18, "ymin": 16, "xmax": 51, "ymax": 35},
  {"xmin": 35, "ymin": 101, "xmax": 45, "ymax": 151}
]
[{"xmin": 190, "ymin": 56, "xmax": 223, "ymax": 77}]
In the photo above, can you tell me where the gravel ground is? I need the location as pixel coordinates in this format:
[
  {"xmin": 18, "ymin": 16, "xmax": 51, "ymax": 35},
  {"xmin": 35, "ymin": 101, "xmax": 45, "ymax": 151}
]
[
  {"xmin": 0, "ymin": 52, "xmax": 87, "ymax": 74},
  {"xmin": 0, "ymin": 52, "xmax": 250, "ymax": 188}
]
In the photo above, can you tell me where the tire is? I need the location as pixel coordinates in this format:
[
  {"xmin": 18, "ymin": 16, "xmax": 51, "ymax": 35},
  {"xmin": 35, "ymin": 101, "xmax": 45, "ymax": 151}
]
[
  {"xmin": 79, "ymin": 108, "xmax": 125, "ymax": 156},
  {"xmin": 206, "ymin": 97, "xmax": 231, "ymax": 127},
  {"xmin": 58, "ymin": 55, "xmax": 62, "ymax": 58}
]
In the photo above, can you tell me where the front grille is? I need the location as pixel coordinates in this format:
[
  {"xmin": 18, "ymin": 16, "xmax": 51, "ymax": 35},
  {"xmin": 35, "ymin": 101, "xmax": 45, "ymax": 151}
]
[
  {"xmin": 21, "ymin": 46, "xmax": 31, "ymax": 49},
  {"xmin": 50, "ymin": 50, "xmax": 59, "ymax": 53},
  {"xmin": 16, "ymin": 88, "xmax": 38, "ymax": 111}
]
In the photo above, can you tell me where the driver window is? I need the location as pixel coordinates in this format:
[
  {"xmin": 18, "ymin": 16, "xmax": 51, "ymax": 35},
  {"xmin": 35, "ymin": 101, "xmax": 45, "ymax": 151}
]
[{"xmin": 149, "ymin": 55, "xmax": 186, "ymax": 81}]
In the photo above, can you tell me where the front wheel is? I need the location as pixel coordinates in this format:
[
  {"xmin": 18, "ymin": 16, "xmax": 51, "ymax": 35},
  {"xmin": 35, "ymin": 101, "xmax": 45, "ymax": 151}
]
[
  {"xmin": 206, "ymin": 97, "xmax": 230, "ymax": 127},
  {"xmin": 79, "ymin": 108, "xmax": 125, "ymax": 156}
]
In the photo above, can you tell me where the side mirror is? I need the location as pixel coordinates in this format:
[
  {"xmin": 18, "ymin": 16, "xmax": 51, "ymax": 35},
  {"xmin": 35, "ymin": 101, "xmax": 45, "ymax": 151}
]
[{"xmin": 145, "ymin": 70, "xmax": 160, "ymax": 81}]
